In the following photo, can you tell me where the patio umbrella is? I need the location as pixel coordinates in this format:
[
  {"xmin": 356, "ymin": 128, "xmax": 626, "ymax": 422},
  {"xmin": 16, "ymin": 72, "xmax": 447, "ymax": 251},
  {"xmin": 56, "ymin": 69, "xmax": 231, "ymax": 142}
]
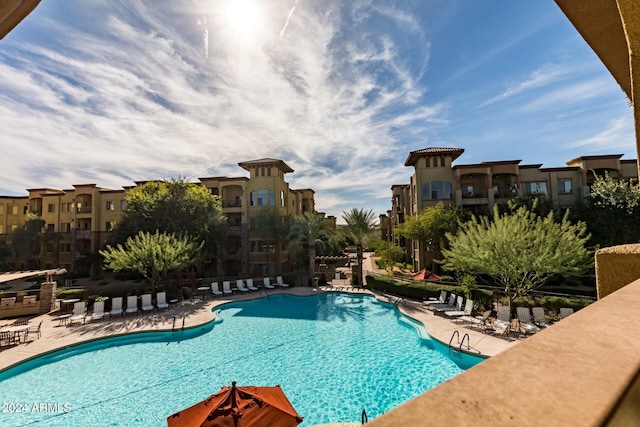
[
  {"xmin": 411, "ymin": 269, "xmax": 441, "ymax": 281},
  {"xmin": 167, "ymin": 381, "xmax": 303, "ymax": 427}
]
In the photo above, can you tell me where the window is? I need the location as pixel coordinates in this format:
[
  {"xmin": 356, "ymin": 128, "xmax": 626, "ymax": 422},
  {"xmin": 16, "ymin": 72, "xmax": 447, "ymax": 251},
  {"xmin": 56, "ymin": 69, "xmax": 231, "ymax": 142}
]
[
  {"xmin": 46, "ymin": 224, "xmax": 55, "ymax": 232},
  {"xmin": 257, "ymin": 189, "xmax": 267, "ymax": 205},
  {"xmin": 120, "ymin": 200, "xmax": 127, "ymax": 210},
  {"xmin": 269, "ymin": 190, "xmax": 275, "ymax": 206},
  {"xmin": 105, "ymin": 221, "xmax": 114, "ymax": 231},
  {"xmin": 60, "ymin": 243, "xmax": 71, "ymax": 253},
  {"xmin": 440, "ymin": 157, "xmax": 445, "ymax": 167},
  {"xmin": 463, "ymin": 185, "xmax": 474, "ymax": 198},
  {"xmin": 523, "ymin": 181, "xmax": 548, "ymax": 195},
  {"xmin": 267, "ymin": 167, "xmax": 271, "ymax": 176},
  {"xmin": 61, "ymin": 223, "xmax": 72, "ymax": 232},
  {"xmin": 280, "ymin": 191, "xmax": 285, "ymax": 207},
  {"xmin": 421, "ymin": 183, "xmax": 430, "ymax": 200},
  {"xmin": 61, "ymin": 202, "xmax": 70, "ymax": 212},
  {"xmin": 431, "ymin": 181, "xmax": 453, "ymax": 199},
  {"xmin": 0, "ymin": 205, "xmax": 3, "ymax": 214},
  {"xmin": 48, "ymin": 203, "xmax": 55, "ymax": 213},
  {"xmin": 10, "ymin": 206, "xmax": 18, "ymax": 215},
  {"xmin": 106, "ymin": 201, "xmax": 115, "ymax": 211},
  {"xmin": 558, "ymin": 179, "xmax": 572, "ymax": 194}
]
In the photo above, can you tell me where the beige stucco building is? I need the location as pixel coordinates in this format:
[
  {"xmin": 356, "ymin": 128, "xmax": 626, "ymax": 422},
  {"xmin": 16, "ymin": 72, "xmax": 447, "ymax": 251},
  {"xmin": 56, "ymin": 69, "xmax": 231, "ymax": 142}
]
[
  {"xmin": 383, "ymin": 147, "xmax": 638, "ymax": 272},
  {"xmin": 0, "ymin": 158, "xmax": 315, "ymax": 278}
]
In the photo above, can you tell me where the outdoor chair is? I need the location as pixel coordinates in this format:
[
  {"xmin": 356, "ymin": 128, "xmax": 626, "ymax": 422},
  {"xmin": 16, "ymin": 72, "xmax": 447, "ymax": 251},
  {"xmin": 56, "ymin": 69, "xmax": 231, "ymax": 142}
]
[
  {"xmin": 459, "ymin": 310, "xmax": 493, "ymax": 332},
  {"xmin": 156, "ymin": 292, "xmax": 169, "ymax": 310},
  {"xmin": 88, "ymin": 301, "xmax": 106, "ymax": 322},
  {"xmin": 68, "ymin": 302, "xmax": 86, "ymax": 325},
  {"xmin": 423, "ymin": 290, "xmax": 447, "ymax": 306},
  {"xmin": 559, "ymin": 307, "xmax": 574, "ymax": 319},
  {"xmin": 276, "ymin": 276, "xmax": 290, "ymax": 287},
  {"xmin": 141, "ymin": 294, "xmax": 154, "ymax": 312},
  {"xmin": 211, "ymin": 282, "xmax": 223, "ymax": 296},
  {"xmin": 515, "ymin": 307, "xmax": 540, "ymax": 334},
  {"xmin": 246, "ymin": 279, "xmax": 259, "ymax": 291},
  {"xmin": 27, "ymin": 320, "xmax": 43, "ymax": 340},
  {"xmin": 426, "ymin": 293, "xmax": 456, "ymax": 311},
  {"xmin": 125, "ymin": 295, "xmax": 139, "ymax": 316},
  {"xmin": 236, "ymin": 279, "xmax": 249, "ymax": 293},
  {"xmin": 532, "ymin": 307, "xmax": 550, "ymax": 328},
  {"xmin": 445, "ymin": 299, "xmax": 474, "ymax": 320},
  {"xmin": 263, "ymin": 278, "xmax": 275, "ymax": 289},
  {"xmin": 493, "ymin": 306, "xmax": 511, "ymax": 330},
  {"xmin": 109, "ymin": 297, "xmax": 123, "ymax": 318},
  {"xmin": 433, "ymin": 295, "xmax": 463, "ymax": 314},
  {"xmin": 222, "ymin": 281, "xmax": 233, "ymax": 295}
]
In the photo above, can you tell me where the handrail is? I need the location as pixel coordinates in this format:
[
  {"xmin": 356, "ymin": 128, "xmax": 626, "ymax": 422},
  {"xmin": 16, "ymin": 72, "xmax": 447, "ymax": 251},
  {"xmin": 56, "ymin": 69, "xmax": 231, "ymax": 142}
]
[
  {"xmin": 448, "ymin": 330, "xmax": 460, "ymax": 349},
  {"xmin": 172, "ymin": 316, "xmax": 176, "ymax": 331},
  {"xmin": 394, "ymin": 297, "xmax": 405, "ymax": 307},
  {"xmin": 181, "ymin": 315, "xmax": 186, "ymax": 331},
  {"xmin": 361, "ymin": 408, "xmax": 368, "ymax": 424},
  {"xmin": 460, "ymin": 333, "xmax": 470, "ymax": 351}
]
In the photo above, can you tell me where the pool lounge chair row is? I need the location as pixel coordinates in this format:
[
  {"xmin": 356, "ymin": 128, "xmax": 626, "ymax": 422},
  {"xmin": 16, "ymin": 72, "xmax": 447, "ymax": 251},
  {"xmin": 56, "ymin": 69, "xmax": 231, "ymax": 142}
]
[
  {"xmin": 461, "ymin": 305, "xmax": 575, "ymax": 336},
  {"xmin": 210, "ymin": 276, "xmax": 290, "ymax": 296},
  {"xmin": 66, "ymin": 292, "xmax": 171, "ymax": 325}
]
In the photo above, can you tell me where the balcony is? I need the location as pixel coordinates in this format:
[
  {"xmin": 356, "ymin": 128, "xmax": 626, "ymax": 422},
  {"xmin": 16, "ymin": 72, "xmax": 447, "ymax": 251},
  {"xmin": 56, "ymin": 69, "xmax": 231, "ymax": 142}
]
[{"xmin": 76, "ymin": 207, "xmax": 92, "ymax": 214}]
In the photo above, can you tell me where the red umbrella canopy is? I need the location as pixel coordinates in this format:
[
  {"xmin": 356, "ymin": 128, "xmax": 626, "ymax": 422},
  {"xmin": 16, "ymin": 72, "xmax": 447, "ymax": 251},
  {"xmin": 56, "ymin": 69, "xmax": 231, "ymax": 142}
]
[
  {"xmin": 411, "ymin": 269, "xmax": 441, "ymax": 281},
  {"xmin": 167, "ymin": 382, "xmax": 303, "ymax": 427}
]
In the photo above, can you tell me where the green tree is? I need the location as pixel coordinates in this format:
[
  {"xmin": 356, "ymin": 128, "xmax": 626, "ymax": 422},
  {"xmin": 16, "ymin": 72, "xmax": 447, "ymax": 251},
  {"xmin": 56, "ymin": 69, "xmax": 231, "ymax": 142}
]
[
  {"xmin": 10, "ymin": 213, "xmax": 45, "ymax": 269},
  {"xmin": 109, "ymin": 179, "xmax": 227, "ymax": 263},
  {"xmin": 251, "ymin": 208, "xmax": 292, "ymax": 275},
  {"xmin": 395, "ymin": 203, "xmax": 463, "ymax": 270},
  {"xmin": 375, "ymin": 241, "xmax": 405, "ymax": 272},
  {"xmin": 100, "ymin": 231, "xmax": 203, "ymax": 293},
  {"xmin": 442, "ymin": 205, "xmax": 592, "ymax": 311},
  {"xmin": 341, "ymin": 208, "xmax": 378, "ymax": 286},
  {"xmin": 288, "ymin": 212, "xmax": 333, "ymax": 285},
  {"xmin": 570, "ymin": 172, "xmax": 640, "ymax": 247}
]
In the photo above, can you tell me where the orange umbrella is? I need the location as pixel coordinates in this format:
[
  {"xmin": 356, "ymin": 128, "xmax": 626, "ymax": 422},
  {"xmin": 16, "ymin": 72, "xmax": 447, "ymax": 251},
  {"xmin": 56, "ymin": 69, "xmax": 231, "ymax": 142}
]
[
  {"xmin": 167, "ymin": 381, "xmax": 304, "ymax": 427},
  {"xmin": 411, "ymin": 269, "xmax": 441, "ymax": 281}
]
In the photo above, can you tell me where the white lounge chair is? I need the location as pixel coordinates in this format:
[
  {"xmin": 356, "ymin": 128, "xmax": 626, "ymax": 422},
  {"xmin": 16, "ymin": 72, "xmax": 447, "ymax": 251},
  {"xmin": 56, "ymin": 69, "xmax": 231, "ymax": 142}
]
[
  {"xmin": 109, "ymin": 297, "xmax": 123, "ymax": 318},
  {"xmin": 276, "ymin": 276, "xmax": 290, "ymax": 287},
  {"xmin": 246, "ymin": 279, "xmax": 259, "ymax": 291},
  {"xmin": 426, "ymin": 293, "xmax": 456, "ymax": 311},
  {"xmin": 493, "ymin": 306, "xmax": 511, "ymax": 330},
  {"xmin": 433, "ymin": 295, "xmax": 463, "ymax": 313},
  {"xmin": 459, "ymin": 310, "xmax": 493, "ymax": 332},
  {"xmin": 222, "ymin": 281, "xmax": 233, "ymax": 295},
  {"xmin": 559, "ymin": 307, "xmax": 574, "ymax": 319},
  {"xmin": 236, "ymin": 279, "xmax": 249, "ymax": 293},
  {"xmin": 423, "ymin": 290, "xmax": 447, "ymax": 306},
  {"xmin": 125, "ymin": 295, "xmax": 139, "ymax": 316},
  {"xmin": 531, "ymin": 307, "xmax": 550, "ymax": 327},
  {"xmin": 141, "ymin": 294, "xmax": 154, "ymax": 312},
  {"xmin": 89, "ymin": 301, "xmax": 106, "ymax": 322},
  {"xmin": 263, "ymin": 277, "xmax": 275, "ymax": 289},
  {"xmin": 69, "ymin": 301, "xmax": 86, "ymax": 325},
  {"xmin": 156, "ymin": 292, "xmax": 169, "ymax": 310},
  {"xmin": 211, "ymin": 282, "xmax": 223, "ymax": 296},
  {"xmin": 516, "ymin": 307, "xmax": 540, "ymax": 334},
  {"xmin": 445, "ymin": 299, "xmax": 474, "ymax": 319}
]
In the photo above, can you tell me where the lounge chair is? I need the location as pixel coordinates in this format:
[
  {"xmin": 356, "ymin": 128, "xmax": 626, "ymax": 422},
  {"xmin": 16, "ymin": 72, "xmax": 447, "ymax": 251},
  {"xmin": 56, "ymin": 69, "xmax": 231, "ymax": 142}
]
[
  {"xmin": 423, "ymin": 290, "xmax": 447, "ymax": 306},
  {"xmin": 156, "ymin": 292, "xmax": 169, "ymax": 310},
  {"xmin": 222, "ymin": 281, "xmax": 233, "ymax": 295},
  {"xmin": 459, "ymin": 310, "xmax": 493, "ymax": 332},
  {"xmin": 516, "ymin": 307, "xmax": 540, "ymax": 334},
  {"xmin": 141, "ymin": 294, "xmax": 154, "ymax": 312},
  {"xmin": 109, "ymin": 297, "xmax": 123, "ymax": 318},
  {"xmin": 89, "ymin": 301, "xmax": 106, "ymax": 322},
  {"xmin": 246, "ymin": 278, "xmax": 259, "ymax": 291},
  {"xmin": 532, "ymin": 307, "xmax": 550, "ymax": 327},
  {"xmin": 426, "ymin": 293, "xmax": 456, "ymax": 311},
  {"xmin": 263, "ymin": 277, "xmax": 275, "ymax": 289},
  {"xmin": 125, "ymin": 295, "xmax": 139, "ymax": 316},
  {"xmin": 69, "ymin": 302, "xmax": 86, "ymax": 325},
  {"xmin": 445, "ymin": 299, "xmax": 474, "ymax": 319},
  {"xmin": 559, "ymin": 307, "xmax": 574, "ymax": 319},
  {"xmin": 276, "ymin": 276, "xmax": 290, "ymax": 287},
  {"xmin": 211, "ymin": 282, "xmax": 223, "ymax": 296},
  {"xmin": 236, "ymin": 279, "xmax": 249, "ymax": 293},
  {"xmin": 493, "ymin": 306, "xmax": 511, "ymax": 330},
  {"xmin": 433, "ymin": 295, "xmax": 463, "ymax": 314}
]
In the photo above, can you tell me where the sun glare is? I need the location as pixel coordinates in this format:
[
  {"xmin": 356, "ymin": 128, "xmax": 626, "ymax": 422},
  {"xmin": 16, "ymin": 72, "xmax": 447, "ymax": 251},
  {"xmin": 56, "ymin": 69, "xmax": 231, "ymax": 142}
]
[{"xmin": 225, "ymin": 0, "xmax": 262, "ymax": 39}]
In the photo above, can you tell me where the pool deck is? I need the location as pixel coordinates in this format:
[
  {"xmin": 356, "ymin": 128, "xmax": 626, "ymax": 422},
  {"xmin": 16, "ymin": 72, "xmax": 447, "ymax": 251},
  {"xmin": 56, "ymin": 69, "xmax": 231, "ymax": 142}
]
[{"xmin": 0, "ymin": 286, "xmax": 521, "ymax": 427}]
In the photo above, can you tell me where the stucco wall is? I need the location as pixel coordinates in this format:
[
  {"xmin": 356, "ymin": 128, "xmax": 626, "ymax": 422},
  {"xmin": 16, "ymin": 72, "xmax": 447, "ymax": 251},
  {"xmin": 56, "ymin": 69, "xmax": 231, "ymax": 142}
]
[{"xmin": 595, "ymin": 243, "xmax": 640, "ymax": 299}]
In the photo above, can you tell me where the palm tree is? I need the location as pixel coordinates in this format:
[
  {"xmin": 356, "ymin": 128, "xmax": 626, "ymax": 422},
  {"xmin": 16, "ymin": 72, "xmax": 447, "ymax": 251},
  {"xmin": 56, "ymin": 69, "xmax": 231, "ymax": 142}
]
[
  {"xmin": 289, "ymin": 212, "xmax": 333, "ymax": 286},
  {"xmin": 341, "ymin": 208, "xmax": 378, "ymax": 287}
]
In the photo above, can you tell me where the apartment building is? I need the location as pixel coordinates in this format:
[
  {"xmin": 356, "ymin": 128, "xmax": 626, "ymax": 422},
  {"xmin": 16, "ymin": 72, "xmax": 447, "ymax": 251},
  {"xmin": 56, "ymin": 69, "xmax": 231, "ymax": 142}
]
[
  {"xmin": 384, "ymin": 147, "xmax": 639, "ymax": 272},
  {"xmin": 0, "ymin": 158, "xmax": 315, "ymax": 278}
]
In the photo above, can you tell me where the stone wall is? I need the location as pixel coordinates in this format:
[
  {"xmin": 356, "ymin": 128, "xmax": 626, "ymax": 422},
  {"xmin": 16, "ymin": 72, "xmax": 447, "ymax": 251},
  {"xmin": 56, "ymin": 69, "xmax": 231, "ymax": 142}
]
[{"xmin": 595, "ymin": 244, "xmax": 640, "ymax": 299}]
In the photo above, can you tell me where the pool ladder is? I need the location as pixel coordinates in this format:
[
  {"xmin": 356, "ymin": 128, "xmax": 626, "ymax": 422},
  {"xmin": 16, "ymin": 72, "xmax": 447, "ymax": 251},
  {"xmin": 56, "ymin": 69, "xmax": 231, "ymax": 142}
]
[
  {"xmin": 172, "ymin": 315, "xmax": 186, "ymax": 331},
  {"xmin": 394, "ymin": 297, "xmax": 406, "ymax": 307},
  {"xmin": 448, "ymin": 330, "xmax": 470, "ymax": 358}
]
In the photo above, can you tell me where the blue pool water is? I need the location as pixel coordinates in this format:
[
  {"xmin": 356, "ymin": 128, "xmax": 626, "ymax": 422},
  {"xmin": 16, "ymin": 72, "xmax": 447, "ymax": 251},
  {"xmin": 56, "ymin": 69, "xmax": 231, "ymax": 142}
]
[{"xmin": 0, "ymin": 293, "xmax": 483, "ymax": 426}]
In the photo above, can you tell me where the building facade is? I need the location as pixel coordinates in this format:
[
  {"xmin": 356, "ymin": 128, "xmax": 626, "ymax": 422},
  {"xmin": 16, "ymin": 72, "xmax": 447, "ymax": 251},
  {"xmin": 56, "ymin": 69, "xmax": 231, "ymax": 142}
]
[
  {"xmin": 384, "ymin": 147, "xmax": 639, "ymax": 272},
  {"xmin": 0, "ymin": 158, "xmax": 316, "ymax": 278}
]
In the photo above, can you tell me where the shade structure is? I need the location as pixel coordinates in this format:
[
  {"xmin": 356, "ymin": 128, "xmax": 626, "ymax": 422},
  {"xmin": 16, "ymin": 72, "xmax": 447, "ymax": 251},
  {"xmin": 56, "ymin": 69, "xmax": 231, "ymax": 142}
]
[
  {"xmin": 167, "ymin": 382, "xmax": 303, "ymax": 427},
  {"xmin": 411, "ymin": 269, "xmax": 441, "ymax": 281}
]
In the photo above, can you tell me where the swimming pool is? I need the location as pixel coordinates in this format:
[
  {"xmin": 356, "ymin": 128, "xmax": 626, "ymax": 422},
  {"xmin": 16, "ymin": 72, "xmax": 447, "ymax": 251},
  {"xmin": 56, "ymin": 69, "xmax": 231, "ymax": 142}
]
[{"xmin": 0, "ymin": 292, "xmax": 483, "ymax": 426}]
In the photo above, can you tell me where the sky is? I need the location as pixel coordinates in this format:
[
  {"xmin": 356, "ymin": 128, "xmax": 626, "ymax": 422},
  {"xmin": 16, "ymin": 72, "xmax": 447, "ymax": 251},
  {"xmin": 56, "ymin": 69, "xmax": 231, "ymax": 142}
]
[{"xmin": 0, "ymin": 0, "xmax": 635, "ymax": 222}]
